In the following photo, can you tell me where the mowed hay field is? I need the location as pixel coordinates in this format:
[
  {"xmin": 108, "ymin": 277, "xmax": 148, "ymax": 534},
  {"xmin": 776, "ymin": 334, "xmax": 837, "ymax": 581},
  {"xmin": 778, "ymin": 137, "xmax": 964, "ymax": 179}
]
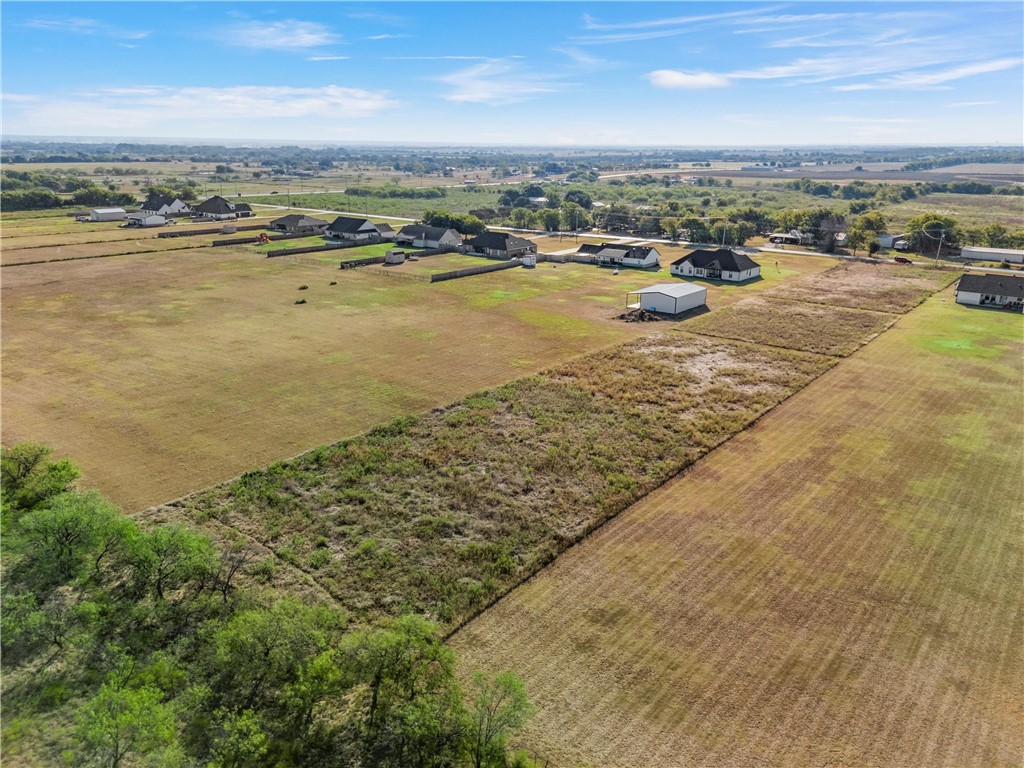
[
  {"xmin": 452, "ymin": 290, "xmax": 1024, "ymax": 767},
  {"xmin": 0, "ymin": 236, "xmax": 835, "ymax": 510}
]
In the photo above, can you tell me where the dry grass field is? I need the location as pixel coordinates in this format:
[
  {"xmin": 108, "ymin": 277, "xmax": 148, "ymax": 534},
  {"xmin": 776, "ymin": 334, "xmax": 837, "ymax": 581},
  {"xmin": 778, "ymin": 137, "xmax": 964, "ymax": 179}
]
[
  {"xmin": 452, "ymin": 290, "xmax": 1023, "ymax": 767},
  {"xmin": 770, "ymin": 262, "xmax": 959, "ymax": 313},
  {"xmin": 1, "ymin": 221, "xmax": 833, "ymax": 512},
  {"xmin": 686, "ymin": 296, "xmax": 898, "ymax": 356}
]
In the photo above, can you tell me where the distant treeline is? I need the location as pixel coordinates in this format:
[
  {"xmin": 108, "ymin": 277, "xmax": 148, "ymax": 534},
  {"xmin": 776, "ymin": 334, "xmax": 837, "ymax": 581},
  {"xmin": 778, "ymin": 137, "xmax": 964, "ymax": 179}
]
[
  {"xmin": 902, "ymin": 150, "xmax": 1024, "ymax": 171},
  {"xmin": 2, "ymin": 169, "xmax": 136, "ymax": 211},
  {"xmin": 785, "ymin": 177, "xmax": 1024, "ymax": 201}
]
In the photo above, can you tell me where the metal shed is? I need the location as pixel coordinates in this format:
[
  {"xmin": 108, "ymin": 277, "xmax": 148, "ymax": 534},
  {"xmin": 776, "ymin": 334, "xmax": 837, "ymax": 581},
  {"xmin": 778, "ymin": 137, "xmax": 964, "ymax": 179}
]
[
  {"xmin": 90, "ymin": 207, "xmax": 127, "ymax": 222},
  {"xmin": 626, "ymin": 283, "xmax": 707, "ymax": 315}
]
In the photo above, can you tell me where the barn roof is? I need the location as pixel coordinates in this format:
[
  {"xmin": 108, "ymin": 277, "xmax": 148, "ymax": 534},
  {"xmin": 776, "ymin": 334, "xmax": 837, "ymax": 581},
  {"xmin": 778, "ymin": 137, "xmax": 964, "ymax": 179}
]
[
  {"xmin": 671, "ymin": 248, "xmax": 760, "ymax": 272},
  {"xmin": 578, "ymin": 242, "xmax": 658, "ymax": 260},
  {"xmin": 957, "ymin": 273, "xmax": 1024, "ymax": 299},
  {"xmin": 631, "ymin": 283, "xmax": 706, "ymax": 299}
]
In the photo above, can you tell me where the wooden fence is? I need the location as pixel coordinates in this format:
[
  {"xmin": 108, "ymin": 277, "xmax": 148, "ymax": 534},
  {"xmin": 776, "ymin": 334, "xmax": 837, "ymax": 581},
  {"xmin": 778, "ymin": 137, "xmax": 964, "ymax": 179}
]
[
  {"xmin": 430, "ymin": 258, "xmax": 522, "ymax": 282},
  {"xmin": 158, "ymin": 223, "xmax": 267, "ymax": 238},
  {"xmin": 363, "ymin": 267, "xmax": 431, "ymax": 282}
]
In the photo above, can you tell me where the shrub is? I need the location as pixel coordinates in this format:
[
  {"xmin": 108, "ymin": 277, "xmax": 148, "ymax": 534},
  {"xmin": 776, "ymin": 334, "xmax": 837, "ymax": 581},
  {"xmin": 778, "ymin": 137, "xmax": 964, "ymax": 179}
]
[{"xmin": 294, "ymin": 299, "xmax": 307, "ymax": 305}]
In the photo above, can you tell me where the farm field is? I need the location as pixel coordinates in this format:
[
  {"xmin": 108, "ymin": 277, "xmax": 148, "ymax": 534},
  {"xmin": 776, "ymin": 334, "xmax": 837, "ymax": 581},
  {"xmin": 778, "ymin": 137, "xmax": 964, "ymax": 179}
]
[
  {"xmin": 1, "ymin": 243, "xmax": 833, "ymax": 511},
  {"xmin": 451, "ymin": 289, "xmax": 1024, "ymax": 767},
  {"xmin": 889, "ymin": 192, "xmax": 1024, "ymax": 229}
]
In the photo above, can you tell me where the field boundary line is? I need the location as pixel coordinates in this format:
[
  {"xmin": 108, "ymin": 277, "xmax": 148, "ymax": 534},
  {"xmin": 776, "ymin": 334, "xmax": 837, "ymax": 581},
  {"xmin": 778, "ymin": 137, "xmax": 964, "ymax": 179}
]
[
  {"xmin": 0, "ymin": 242, "xmax": 221, "ymax": 268},
  {"xmin": 441, "ymin": 288, "xmax": 952, "ymax": 640}
]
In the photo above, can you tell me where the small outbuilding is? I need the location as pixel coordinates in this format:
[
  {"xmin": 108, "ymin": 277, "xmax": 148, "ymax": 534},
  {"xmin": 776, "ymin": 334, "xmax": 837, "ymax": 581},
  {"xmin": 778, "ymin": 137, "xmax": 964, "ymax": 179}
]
[
  {"xmin": 960, "ymin": 246, "xmax": 1024, "ymax": 265},
  {"xmin": 125, "ymin": 212, "xmax": 166, "ymax": 228},
  {"xmin": 90, "ymin": 207, "xmax": 127, "ymax": 222},
  {"xmin": 384, "ymin": 249, "xmax": 407, "ymax": 264},
  {"xmin": 627, "ymin": 283, "xmax": 707, "ymax": 315},
  {"xmin": 955, "ymin": 273, "xmax": 1024, "ymax": 312},
  {"xmin": 670, "ymin": 248, "xmax": 761, "ymax": 282},
  {"xmin": 269, "ymin": 214, "xmax": 328, "ymax": 235}
]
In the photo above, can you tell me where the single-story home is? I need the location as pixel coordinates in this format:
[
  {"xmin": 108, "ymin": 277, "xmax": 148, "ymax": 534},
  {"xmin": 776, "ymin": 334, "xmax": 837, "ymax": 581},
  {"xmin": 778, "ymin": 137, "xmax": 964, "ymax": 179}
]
[
  {"xmin": 193, "ymin": 196, "xmax": 253, "ymax": 220},
  {"xmin": 577, "ymin": 242, "xmax": 661, "ymax": 269},
  {"xmin": 325, "ymin": 216, "xmax": 385, "ymax": 241},
  {"xmin": 395, "ymin": 224, "xmax": 462, "ymax": 249},
  {"xmin": 375, "ymin": 222, "xmax": 397, "ymax": 240},
  {"xmin": 140, "ymin": 195, "xmax": 191, "ymax": 217},
  {"xmin": 627, "ymin": 283, "xmax": 707, "ymax": 315},
  {"xmin": 125, "ymin": 212, "xmax": 166, "ymax": 228},
  {"xmin": 465, "ymin": 231, "xmax": 537, "ymax": 259},
  {"xmin": 955, "ymin": 273, "xmax": 1024, "ymax": 312},
  {"xmin": 89, "ymin": 207, "xmax": 127, "ymax": 222},
  {"xmin": 269, "ymin": 214, "xmax": 329, "ymax": 235},
  {"xmin": 670, "ymin": 248, "xmax": 761, "ymax": 282},
  {"xmin": 960, "ymin": 246, "xmax": 1024, "ymax": 265}
]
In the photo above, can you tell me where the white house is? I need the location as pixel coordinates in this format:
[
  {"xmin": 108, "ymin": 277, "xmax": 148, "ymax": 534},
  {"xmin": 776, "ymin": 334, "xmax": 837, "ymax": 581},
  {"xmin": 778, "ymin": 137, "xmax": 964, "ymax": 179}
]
[
  {"xmin": 90, "ymin": 207, "xmax": 126, "ymax": 222},
  {"xmin": 325, "ymin": 216, "xmax": 385, "ymax": 241},
  {"xmin": 955, "ymin": 274, "xmax": 1024, "ymax": 312},
  {"xmin": 125, "ymin": 212, "xmax": 166, "ymax": 228},
  {"xmin": 577, "ymin": 243, "xmax": 661, "ymax": 269},
  {"xmin": 960, "ymin": 246, "xmax": 1024, "ymax": 265},
  {"xmin": 670, "ymin": 248, "xmax": 761, "ymax": 282},
  {"xmin": 140, "ymin": 195, "xmax": 191, "ymax": 217},
  {"xmin": 626, "ymin": 283, "xmax": 707, "ymax": 315},
  {"xmin": 395, "ymin": 224, "xmax": 462, "ymax": 249}
]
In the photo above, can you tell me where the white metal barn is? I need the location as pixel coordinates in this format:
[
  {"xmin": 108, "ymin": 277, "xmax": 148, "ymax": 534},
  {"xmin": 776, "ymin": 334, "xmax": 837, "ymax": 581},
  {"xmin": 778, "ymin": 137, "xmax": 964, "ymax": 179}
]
[
  {"xmin": 90, "ymin": 207, "xmax": 127, "ymax": 222},
  {"xmin": 960, "ymin": 246, "xmax": 1024, "ymax": 264},
  {"xmin": 125, "ymin": 212, "xmax": 166, "ymax": 228},
  {"xmin": 627, "ymin": 283, "xmax": 707, "ymax": 314}
]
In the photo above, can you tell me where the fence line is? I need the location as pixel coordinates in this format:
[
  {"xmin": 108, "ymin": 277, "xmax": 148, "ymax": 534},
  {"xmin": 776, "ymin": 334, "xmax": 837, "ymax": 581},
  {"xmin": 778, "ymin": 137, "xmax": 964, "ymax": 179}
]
[
  {"xmin": 158, "ymin": 222, "xmax": 267, "ymax": 238},
  {"xmin": 430, "ymin": 258, "xmax": 522, "ymax": 282},
  {"xmin": 363, "ymin": 267, "xmax": 431, "ymax": 282}
]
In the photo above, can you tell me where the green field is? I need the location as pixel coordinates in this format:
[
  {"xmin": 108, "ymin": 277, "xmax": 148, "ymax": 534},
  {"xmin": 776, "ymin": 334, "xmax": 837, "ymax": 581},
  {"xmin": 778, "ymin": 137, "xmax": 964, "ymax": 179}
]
[{"xmin": 452, "ymin": 288, "xmax": 1024, "ymax": 767}]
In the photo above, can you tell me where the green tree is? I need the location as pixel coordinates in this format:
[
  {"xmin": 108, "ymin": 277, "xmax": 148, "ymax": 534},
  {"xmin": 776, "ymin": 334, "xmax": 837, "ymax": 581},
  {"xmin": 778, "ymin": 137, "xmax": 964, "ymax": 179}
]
[
  {"xmin": 465, "ymin": 672, "xmax": 535, "ymax": 768},
  {"xmin": 661, "ymin": 217, "xmax": 680, "ymax": 240},
  {"xmin": 540, "ymin": 209, "xmax": 561, "ymax": 232},
  {"xmin": 563, "ymin": 189, "xmax": 592, "ymax": 209},
  {"xmin": 510, "ymin": 208, "xmax": 535, "ymax": 229},
  {"xmin": 906, "ymin": 213, "xmax": 959, "ymax": 256},
  {"xmin": 76, "ymin": 683, "xmax": 177, "ymax": 768},
  {"xmin": 206, "ymin": 708, "xmax": 270, "ymax": 768},
  {"xmin": 1, "ymin": 441, "xmax": 80, "ymax": 516},
  {"xmin": 133, "ymin": 524, "xmax": 218, "ymax": 602}
]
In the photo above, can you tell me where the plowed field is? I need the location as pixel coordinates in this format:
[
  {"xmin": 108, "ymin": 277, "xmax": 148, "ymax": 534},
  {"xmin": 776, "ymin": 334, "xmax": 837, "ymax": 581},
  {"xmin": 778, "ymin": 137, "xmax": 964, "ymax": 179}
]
[{"xmin": 451, "ymin": 291, "xmax": 1023, "ymax": 767}]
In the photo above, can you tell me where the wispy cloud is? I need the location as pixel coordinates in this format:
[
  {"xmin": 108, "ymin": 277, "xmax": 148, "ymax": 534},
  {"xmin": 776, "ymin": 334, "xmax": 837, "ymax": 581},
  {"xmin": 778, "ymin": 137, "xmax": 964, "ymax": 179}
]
[
  {"xmin": 3, "ymin": 85, "xmax": 398, "ymax": 135},
  {"xmin": 582, "ymin": 7, "xmax": 774, "ymax": 31},
  {"xmin": 647, "ymin": 70, "xmax": 730, "ymax": 89},
  {"xmin": 23, "ymin": 16, "xmax": 149, "ymax": 40},
  {"xmin": 306, "ymin": 55, "xmax": 350, "ymax": 62},
  {"xmin": 225, "ymin": 20, "xmax": 339, "ymax": 51},
  {"xmin": 365, "ymin": 33, "xmax": 409, "ymax": 41},
  {"xmin": 387, "ymin": 55, "xmax": 505, "ymax": 61},
  {"xmin": 822, "ymin": 116, "xmax": 922, "ymax": 124},
  {"xmin": 554, "ymin": 47, "xmax": 617, "ymax": 71},
  {"xmin": 438, "ymin": 59, "xmax": 565, "ymax": 104},
  {"xmin": 348, "ymin": 11, "xmax": 407, "ymax": 26},
  {"xmin": 835, "ymin": 57, "xmax": 1022, "ymax": 91},
  {"xmin": 948, "ymin": 100, "xmax": 998, "ymax": 108}
]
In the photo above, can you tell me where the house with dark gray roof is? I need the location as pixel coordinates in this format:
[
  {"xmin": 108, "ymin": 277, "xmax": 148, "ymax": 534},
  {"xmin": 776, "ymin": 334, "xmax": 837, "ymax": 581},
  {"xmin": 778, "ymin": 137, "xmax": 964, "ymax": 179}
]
[
  {"xmin": 325, "ymin": 216, "xmax": 385, "ymax": 241},
  {"xmin": 577, "ymin": 242, "xmax": 661, "ymax": 269},
  {"xmin": 270, "ymin": 214, "xmax": 328, "ymax": 235},
  {"xmin": 396, "ymin": 224, "xmax": 462, "ymax": 249},
  {"xmin": 193, "ymin": 195, "xmax": 252, "ymax": 220},
  {"xmin": 670, "ymin": 248, "xmax": 761, "ymax": 282},
  {"xmin": 465, "ymin": 231, "xmax": 536, "ymax": 259},
  {"xmin": 955, "ymin": 273, "xmax": 1024, "ymax": 312}
]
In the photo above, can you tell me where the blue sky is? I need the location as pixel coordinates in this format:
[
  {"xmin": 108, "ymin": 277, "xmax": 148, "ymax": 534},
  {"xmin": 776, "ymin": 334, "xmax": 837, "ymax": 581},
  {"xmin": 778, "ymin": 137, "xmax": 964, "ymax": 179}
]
[{"xmin": 3, "ymin": 1, "xmax": 1022, "ymax": 145}]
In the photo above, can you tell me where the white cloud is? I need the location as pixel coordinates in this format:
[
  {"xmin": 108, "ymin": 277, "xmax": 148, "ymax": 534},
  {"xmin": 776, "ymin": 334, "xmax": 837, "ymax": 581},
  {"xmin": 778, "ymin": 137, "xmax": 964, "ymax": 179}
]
[
  {"xmin": 554, "ymin": 47, "xmax": 617, "ymax": 70},
  {"xmin": 23, "ymin": 16, "xmax": 149, "ymax": 40},
  {"xmin": 838, "ymin": 57, "xmax": 1022, "ymax": 90},
  {"xmin": 647, "ymin": 70, "xmax": 730, "ymax": 89},
  {"xmin": 225, "ymin": 20, "xmax": 339, "ymax": 51},
  {"xmin": 948, "ymin": 100, "xmax": 998, "ymax": 108},
  {"xmin": 387, "ymin": 55, "xmax": 498, "ymax": 61},
  {"xmin": 365, "ymin": 34, "xmax": 409, "ymax": 40},
  {"xmin": 306, "ymin": 55, "xmax": 350, "ymax": 62},
  {"xmin": 581, "ymin": 7, "xmax": 774, "ymax": 32},
  {"xmin": 438, "ymin": 59, "xmax": 564, "ymax": 104},
  {"xmin": 3, "ymin": 85, "xmax": 398, "ymax": 136}
]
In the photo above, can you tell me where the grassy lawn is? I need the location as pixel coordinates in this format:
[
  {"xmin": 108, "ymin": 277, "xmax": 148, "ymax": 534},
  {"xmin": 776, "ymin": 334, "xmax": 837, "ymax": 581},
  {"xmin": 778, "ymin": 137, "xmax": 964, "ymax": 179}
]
[{"xmin": 452, "ymin": 287, "xmax": 1023, "ymax": 768}]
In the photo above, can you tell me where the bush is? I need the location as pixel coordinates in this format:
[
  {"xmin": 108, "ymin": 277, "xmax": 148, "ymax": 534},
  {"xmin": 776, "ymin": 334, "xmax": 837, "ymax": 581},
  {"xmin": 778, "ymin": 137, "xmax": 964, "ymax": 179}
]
[{"xmin": 294, "ymin": 299, "xmax": 307, "ymax": 305}]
